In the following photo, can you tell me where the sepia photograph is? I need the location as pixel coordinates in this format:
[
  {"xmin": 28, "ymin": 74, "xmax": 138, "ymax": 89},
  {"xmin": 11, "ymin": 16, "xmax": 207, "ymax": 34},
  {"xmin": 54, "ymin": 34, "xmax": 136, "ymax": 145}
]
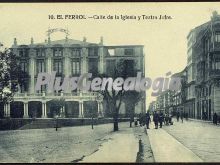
[{"xmin": 0, "ymin": 2, "xmax": 220, "ymax": 163}]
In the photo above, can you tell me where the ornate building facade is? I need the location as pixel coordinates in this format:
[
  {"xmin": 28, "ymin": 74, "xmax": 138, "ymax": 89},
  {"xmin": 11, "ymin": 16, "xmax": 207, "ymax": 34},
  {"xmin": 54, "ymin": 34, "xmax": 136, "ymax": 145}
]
[
  {"xmin": 148, "ymin": 11, "xmax": 220, "ymax": 120},
  {"xmin": 185, "ymin": 11, "xmax": 220, "ymax": 120},
  {"xmin": 0, "ymin": 30, "xmax": 146, "ymax": 119}
]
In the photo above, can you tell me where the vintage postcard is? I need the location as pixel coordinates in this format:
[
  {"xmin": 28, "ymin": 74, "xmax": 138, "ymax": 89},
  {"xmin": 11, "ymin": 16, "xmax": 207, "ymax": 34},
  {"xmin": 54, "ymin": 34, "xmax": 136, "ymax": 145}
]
[{"xmin": 0, "ymin": 2, "xmax": 220, "ymax": 163}]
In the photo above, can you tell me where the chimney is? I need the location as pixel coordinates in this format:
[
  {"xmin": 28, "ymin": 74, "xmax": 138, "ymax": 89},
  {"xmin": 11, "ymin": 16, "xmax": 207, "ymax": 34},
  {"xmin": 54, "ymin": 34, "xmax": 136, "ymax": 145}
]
[
  {"xmin": 14, "ymin": 38, "xmax": 17, "ymax": 46},
  {"xmin": 100, "ymin": 36, "xmax": 103, "ymax": 45},
  {"xmin": 83, "ymin": 37, "xmax": 87, "ymax": 42},
  {"xmin": 31, "ymin": 37, "xmax": 34, "ymax": 45}
]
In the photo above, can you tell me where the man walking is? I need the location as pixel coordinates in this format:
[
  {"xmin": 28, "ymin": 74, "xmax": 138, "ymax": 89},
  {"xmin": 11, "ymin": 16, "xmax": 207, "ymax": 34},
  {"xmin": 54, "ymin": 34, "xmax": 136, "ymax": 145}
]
[
  {"xmin": 153, "ymin": 112, "xmax": 159, "ymax": 129},
  {"xmin": 145, "ymin": 112, "xmax": 151, "ymax": 129},
  {"xmin": 180, "ymin": 112, "xmax": 184, "ymax": 123},
  {"xmin": 213, "ymin": 113, "xmax": 218, "ymax": 125},
  {"xmin": 159, "ymin": 112, "xmax": 164, "ymax": 128},
  {"xmin": 177, "ymin": 111, "xmax": 180, "ymax": 122}
]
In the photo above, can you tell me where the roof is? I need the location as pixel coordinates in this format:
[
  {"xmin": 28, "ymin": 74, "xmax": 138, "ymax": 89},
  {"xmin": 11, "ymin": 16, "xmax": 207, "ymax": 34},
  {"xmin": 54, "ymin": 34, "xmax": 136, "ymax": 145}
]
[
  {"xmin": 33, "ymin": 38, "xmax": 98, "ymax": 47},
  {"xmin": 187, "ymin": 22, "xmax": 210, "ymax": 39},
  {"xmin": 14, "ymin": 38, "xmax": 143, "ymax": 48},
  {"xmin": 172, "ymin": 67, "xmax": 187, "ymax": 78}
]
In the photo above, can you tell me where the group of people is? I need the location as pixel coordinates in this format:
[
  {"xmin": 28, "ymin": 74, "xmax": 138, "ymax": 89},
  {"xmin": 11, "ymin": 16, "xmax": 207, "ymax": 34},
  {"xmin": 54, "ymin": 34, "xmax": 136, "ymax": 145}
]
[
  {"xmin": 137, "ymin": 111, "xmax": 173, "ymax": 129},
  {"xmin": 152, "ymin": 112, "xmax": 173, "ymax": 129},
  {"xmin": 176, "ymin": 111, "xmax": 186, "ymax": 123},
  {"xmin": 137, "ymin": 111, "xmax": 220, "ymax": 129}
]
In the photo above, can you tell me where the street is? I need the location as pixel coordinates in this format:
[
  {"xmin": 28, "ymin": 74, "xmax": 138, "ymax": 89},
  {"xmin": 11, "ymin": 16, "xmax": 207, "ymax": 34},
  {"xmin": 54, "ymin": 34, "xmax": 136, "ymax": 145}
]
[
  {"xmin": 0, "ymin": 123, "xmax": 115, "ymax": 163},
  {"xmin": 0, "ymin": 120, "xmax": 219, "ymax": 162},
  {"xmin": 163, "ymin": 119, "xmax": 220, "ymax": 162}
]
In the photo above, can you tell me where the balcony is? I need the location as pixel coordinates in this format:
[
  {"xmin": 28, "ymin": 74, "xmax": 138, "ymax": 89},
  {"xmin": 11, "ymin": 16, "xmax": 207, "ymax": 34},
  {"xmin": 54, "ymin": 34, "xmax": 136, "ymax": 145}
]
[
  {"xmin": 209, "ymin": 69, "xmax": 220, "ymax": 78},
  {"xmin": 14, "ymin": 91, "xmax": 100, "ymax": 101},
  {"xmin": 210, "ymin": 42, "xmax": 220, "ymax": 52}
]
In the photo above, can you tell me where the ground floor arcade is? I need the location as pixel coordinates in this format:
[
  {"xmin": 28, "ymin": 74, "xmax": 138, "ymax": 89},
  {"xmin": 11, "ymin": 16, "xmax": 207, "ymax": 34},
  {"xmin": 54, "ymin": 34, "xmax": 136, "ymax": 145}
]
[{"xmin": 0, "ymin": 100, "xmax": 104, "ymax": 119}]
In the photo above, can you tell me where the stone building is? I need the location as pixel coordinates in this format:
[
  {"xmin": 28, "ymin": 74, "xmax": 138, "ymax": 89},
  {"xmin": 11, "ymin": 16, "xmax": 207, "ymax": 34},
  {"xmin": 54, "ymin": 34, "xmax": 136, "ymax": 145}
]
[
  {"xmin": 148, "ymin": 90, "xmax": 175, "ymax": 115},
  {"xmin": 0, "ymin": 29, "xmax": 145, "ymax": 119},
  {"xmin": 149, "ymin": 11, "xmax": 220, "ymax": 120},
  {"xmin": 186, "ymin": 11, "xmax": 220, "ymax": 120}
]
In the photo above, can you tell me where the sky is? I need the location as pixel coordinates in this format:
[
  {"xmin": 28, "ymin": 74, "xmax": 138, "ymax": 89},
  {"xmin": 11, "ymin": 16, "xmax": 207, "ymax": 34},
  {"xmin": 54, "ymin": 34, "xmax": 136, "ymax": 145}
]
[{"xmin": 0, "ymin": 2, "xmax": 220, "ymax": 107}]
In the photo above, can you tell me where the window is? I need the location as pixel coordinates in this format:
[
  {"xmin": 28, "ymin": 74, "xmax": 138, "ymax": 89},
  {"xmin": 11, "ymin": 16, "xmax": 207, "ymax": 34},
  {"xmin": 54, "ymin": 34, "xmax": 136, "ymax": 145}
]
[
  {"xmin": 88, "ymin": 48, "xmax": 98, "ymax": 56},
  {"xmin": 106, "ymin": 60, "xmax": 116, "ymax": 76},
  {"xmin": 72, "ymin": 60, "xmax": 80, "ymax": 75},
  {"xmin": 204, "ymin": 38, "xmax": 209, "ymax": 53},
  {"xmin": 212, "ymin": 61, "xmax": 220, "ymax": 70},
  {"xmin": 20, "ymin": 81, "xmax": 28, "ymax": 93},
  {"xmin": 123, "ymin": 60, "xmax": 135, "ymax": 76},
  {"xmin": 19, "ymin": 49, "xmax": 28, "ymax": 57},
  {"xmin": 88, "ymin": 58, "xmax": 98, "ymax": 75},
  {"xmin": 36, "ymin": 49, "xmax": 45, "ymax": 57},
  {"xmin": 53, "ymin": 48, "xmax": 63, "ymax": 57},
  {"xmin": 215, "ymin": 61, "xmax": 220, "ymax": 70},
  {"xmin": 37, "ymin": 60, "xmax": 45, "ymax": 73},
  {"xmin": 215, "ymin": 32, "xmax": 220, "ymax": 42},
  {"xmin": 19, "ymin": 50, "xmax": 23, "ymax": 57},
  {"xmin": 20, "ymin": 61, "xmax": 28, "ymax": 73},
  {"xmin": 108, "ymin": 49, "xmax": 115, "ymax": 56},
  {"xmin": 72, "ymin": 49, "xmax": 81, "ymax": 57},
  {"xmin": 53, "ymin": 60, "xmax": 63, "ymax": 75},
  {"xmin": 124, "ymin": 48, "xmax": 134, "ymax": 56}
]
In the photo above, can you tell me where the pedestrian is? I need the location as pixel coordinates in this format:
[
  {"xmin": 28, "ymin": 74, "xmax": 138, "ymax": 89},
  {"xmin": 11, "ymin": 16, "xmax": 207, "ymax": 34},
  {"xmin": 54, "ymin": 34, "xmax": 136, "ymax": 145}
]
[
  {"xmin": 145, "ymin": 112, "xmax": 151, "ymax": 129},
  {"xmin": 213, "ymin": 113, "xmax": 218, "ymax": 125},
  {"xmin": 138, "ymin": 113, "xmax": 142, "ymax": 126},
  {"xmin": 165, "ymin": 113, "xmax": 169, "ymax": 125},
  {"xmin": 177, "ymin": 111, "xmax": 180, "ymax": 122},
  {"xmin": 159, "ymin": 112, "xmax": 164, "ymax": 128},
  {"xmin": 139, "ymin": 113, "xmax": 144, "ymax": 127},
  {"xmin": 153, "ymin": 112, "xmax": 159, "ymax": 129},
  {"xmin": 169, "ymin": 114, "xmax": 173, "ymax": 125},
  {"xmin": 135, "ymin": 119, "xmax": 138, "ymax": 126},
  {"xmin": 180, "ymin": 112, "xmax": 184, "ymax": 123},
  {"xmin": 185, "ymin": 112, "xmax": 188, "ymax": 121}
]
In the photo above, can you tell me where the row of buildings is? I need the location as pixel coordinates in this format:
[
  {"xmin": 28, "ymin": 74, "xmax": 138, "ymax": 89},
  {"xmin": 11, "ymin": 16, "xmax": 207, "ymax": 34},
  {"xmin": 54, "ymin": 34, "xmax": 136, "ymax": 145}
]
[
  {"xmin": 148, "ymin": 11, "xmax": 220, "ymax": 120},
  {"xmin": 0, "ymin": 29, "xmax": 146, "ymax": 119}
]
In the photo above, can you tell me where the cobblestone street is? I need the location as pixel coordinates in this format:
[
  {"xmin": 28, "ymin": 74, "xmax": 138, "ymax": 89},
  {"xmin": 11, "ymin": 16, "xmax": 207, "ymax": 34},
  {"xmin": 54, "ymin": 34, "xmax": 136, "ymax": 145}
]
[{"xmin": 163, "ymin": 119, "xmax": 220, "ymax": 162}]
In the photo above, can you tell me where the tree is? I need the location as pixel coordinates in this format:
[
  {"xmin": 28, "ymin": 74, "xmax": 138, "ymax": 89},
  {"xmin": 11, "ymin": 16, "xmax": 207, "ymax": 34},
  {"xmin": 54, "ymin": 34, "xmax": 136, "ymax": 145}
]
[
  {"xmin": 0, "ymin": 45, "xmax": 21, "ymax": 104},
  {"xmin": 98, "ymin": 59, "xmax": 144, "ymax": 131},
  {"xmin": 123, "ymin": 90, "xmax": 145, "ymax": 127}
]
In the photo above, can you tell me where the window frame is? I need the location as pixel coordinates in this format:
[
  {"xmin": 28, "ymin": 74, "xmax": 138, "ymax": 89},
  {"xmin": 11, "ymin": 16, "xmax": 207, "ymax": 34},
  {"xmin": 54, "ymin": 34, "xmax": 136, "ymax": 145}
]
[
  {"xmin": 71, "ymin": 59, "xmax": 81, "ymax": 75},
  {"xmin": 124, "ymin": 48, "xmax": 134, "ymax": 56},
  {"xmin": 36, "ymin": 59, "xmax": 45, "ymax": 74},
  {"xmin": 215, "ymin": 32, "xmax": 220, "ymax": 42},
  {"xmin": 53, "ymin": 59, "xmax": 63, "ymax": 76},
  {"xmin": 53, "ymin": 48, "xmax": 63, "ymax": 57}
]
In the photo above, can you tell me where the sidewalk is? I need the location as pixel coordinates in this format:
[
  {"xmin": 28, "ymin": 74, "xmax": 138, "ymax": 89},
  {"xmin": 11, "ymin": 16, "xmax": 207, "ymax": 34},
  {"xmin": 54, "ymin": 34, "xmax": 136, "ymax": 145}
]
[
  {"xmin": 147, "ymin": 123, "xmax": 203, "ymax": 162},
  {"xmin": 188, "ymin": 118, "xmax": 220, "ymax": 127},
  {"xmin": 80, "ymin": 126, "xmax": 139, "ymax": 163},
  {"xmin": 188, "ymin": 118, "xmax": 212, "ymax": 123}
]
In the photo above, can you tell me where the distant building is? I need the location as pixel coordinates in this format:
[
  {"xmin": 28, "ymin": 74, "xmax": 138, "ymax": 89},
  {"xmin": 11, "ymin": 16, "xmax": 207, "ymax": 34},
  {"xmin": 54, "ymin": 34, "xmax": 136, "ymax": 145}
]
[
  {"xmin": 0, "ymin": 29, "xmax": 146, "ymax": 118},
  {"xmin": 148, "ymin": 90, "xmax": 175, "ymax": 115}
]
